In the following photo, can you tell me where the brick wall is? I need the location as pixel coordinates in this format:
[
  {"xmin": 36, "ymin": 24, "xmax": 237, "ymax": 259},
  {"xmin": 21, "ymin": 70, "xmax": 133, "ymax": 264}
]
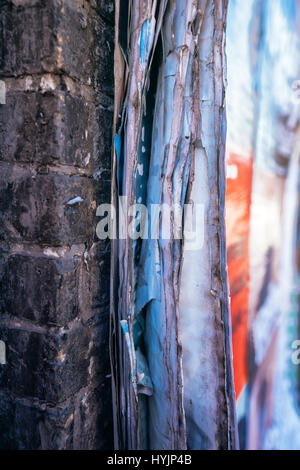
[{"xmin": 0, "ymin": 0, "xmax": 114, "ymax": 449}]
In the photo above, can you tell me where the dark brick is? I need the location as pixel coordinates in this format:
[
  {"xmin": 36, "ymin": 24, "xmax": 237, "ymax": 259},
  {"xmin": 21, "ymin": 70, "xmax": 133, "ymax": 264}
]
[
  {"xmin": 0, "ymin": 164, "xmax": 97, "ymax": 244},
  {"xmin": 0, "ymin": 391, "xmax": 74, "ymax": 450},
  {"xmin": 0, "ymin": 324, "xmax": 90, "ymax": 402},
  {"xmin": 88, "ymin": 0, "xmax": 114, "ymax": 23},
  {"xmin": 58, "ymin": 1, "xmax": 114, "ymax": 95},
  {"xmin": 0, "ymin": 0, "xmax": 58, "ymax": 76},
  {"xmin": 37, "ymin": 400, "xmax": 74, "ymax": 450},
  {"xmin": 95, "ymin": 105, "xmax": 113, "ymax": 170},
  {"xmin": 73, "ymin": 381, "xmax": 113, "ymax": 449},
  {"xmin": 88, "ymin": 320, "xmax": 111, "ymax": 381},
  {"xmin": 0, "ymin": 381, "xmax": 113, "ymax": 450},
  {"xmin": 0, "ymin": 90, "xmax": 99, "ymax": 169},
  {"xmin": 0, "ymin": 252, "xmax": 81, "ymax": 326},
  {"xmin": 0, "ymin": 0, "xmax": 114, "ymax": 93},
  {"xmin": 94, "ymin": 173, "xmax": 111, "ymax": 207},
  {"xmin": 0, "ymin": 391, "xmax": 42, "ymax": 450},
  {"xmin": 79, "ymin": 242, "xmax": 110, "ymax": 323}
]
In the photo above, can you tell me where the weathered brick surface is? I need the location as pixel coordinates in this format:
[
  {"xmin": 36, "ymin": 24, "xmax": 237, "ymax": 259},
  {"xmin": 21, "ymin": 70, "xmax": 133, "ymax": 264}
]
[
  {"xmin": 0, "ymin": 0, "xmax": 114, "ymax": 450},
  {"xmin": 59, "ymin": 1, "xmax": 114, "ymax": 95},
  {"xmin": 0, "ymin": 391, "xmax": 74, "ymax": 450},
  {"xmin": 0, "ymin": 376, "xmax": 112, "ymax": 450},
  {"xmin": 0, "ymin": 164, "xmax": 96, "ymax": 244},
  {"xmin": 0, "ymin": 324, "xmax": 90, "ymax": 402},
  {"xmin": 0, "ymin": 312, "xmax": 113, "ymax": 449},
  {"xmin": 0, "ymin": 243, "xmax": 110, "ymax": 326},
  {"xmin": 0, "ymin": 88, "xmax": 113, "ymax": 171},
  {"xmin": 0, "ymin": 0, "xmax": 57, "ymax": 76},
  {"xmin": 95, "ymin": 105, "xmax": 114, "ymax": 170},
  {"xmin": 73, "ymin": 380, "xmax": 113, "ymax": 450},
  {"xmin": 0, "ymin": 90, "xmax": 99, "ymax": 168},
  {"xmin": 88, "ymin": 0, "xmax": 114, "ymax": 23},
  {"xmin": 0, "ymin": 252, "xmax": 80, "ymax": 325},
  {"xmin": 79, "ymin": 242, "xmax": 110, "ymax": 323},
  {"xmin": 0, "ymin": 0, "xmax": 114, "ymax": 94}
]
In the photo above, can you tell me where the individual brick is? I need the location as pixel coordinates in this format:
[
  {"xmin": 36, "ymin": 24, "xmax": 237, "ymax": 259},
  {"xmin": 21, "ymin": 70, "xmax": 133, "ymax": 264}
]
[
  {"xmin": 0, "ymin": 163, "xmax": 97, "ymax": 245},
  {"xmin": 0, "ymin": 391, "xmax": 74, "ymax": 450},
  {"xmin": 0, "ymin": 89, "xmax": 99, "ymax": 169},
  {"xmin": 0, "ymin": 324, "xmax": 90, "ymax": 403},
  {"xmin": 0, "ymin": 251, "xmax": 81, "ymax": 326},
  {"xmin": 0, "ymin": 0, "xmax": 57, "ymax": 76}
]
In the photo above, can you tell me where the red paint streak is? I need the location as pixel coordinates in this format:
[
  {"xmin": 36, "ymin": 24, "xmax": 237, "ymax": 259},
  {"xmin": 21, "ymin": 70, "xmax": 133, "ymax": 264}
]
[{"xmin": 226, "ymin": 151, "xmax": 253, "ymax": 399}]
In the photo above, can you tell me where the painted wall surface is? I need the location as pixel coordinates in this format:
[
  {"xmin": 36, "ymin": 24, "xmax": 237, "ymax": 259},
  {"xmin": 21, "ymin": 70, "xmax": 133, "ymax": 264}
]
[{"xmin": 226, "ymin": 0, "xmax": 300, "ymax": 450}]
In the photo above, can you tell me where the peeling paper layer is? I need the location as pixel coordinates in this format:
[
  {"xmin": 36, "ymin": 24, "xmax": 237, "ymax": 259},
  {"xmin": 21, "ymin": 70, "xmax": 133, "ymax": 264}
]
[{"xmin": 110, "ymin": 0, "xmax": 237, "ymax": 450}]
